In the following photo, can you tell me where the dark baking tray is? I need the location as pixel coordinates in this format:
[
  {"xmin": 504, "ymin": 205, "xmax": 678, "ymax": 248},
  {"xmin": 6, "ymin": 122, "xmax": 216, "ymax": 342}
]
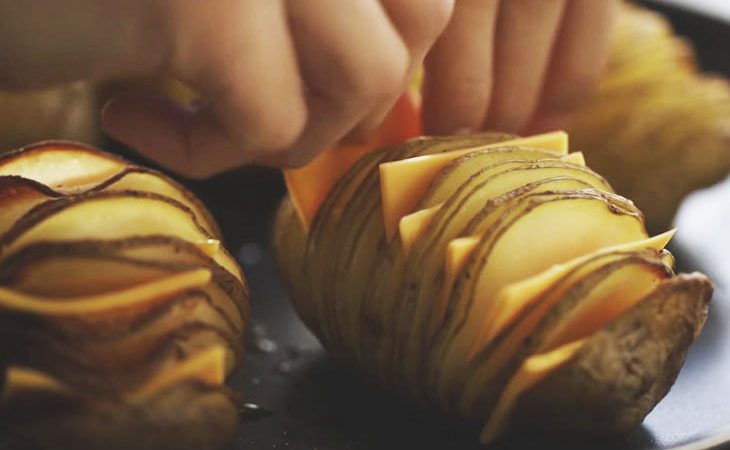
[{"xmin": 160, "ymin": 2, "xmax": 730, "ymax": 449}]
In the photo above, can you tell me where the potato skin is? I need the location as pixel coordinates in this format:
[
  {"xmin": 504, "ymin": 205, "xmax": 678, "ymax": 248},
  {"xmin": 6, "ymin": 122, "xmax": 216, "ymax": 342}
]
[
  {"xmin": 510, "ymin": 273, "xmax": 712, "ymax": 437},
  {"xmin": 0, "ymin": 383, "xmax": 237, "ymax": 450}
]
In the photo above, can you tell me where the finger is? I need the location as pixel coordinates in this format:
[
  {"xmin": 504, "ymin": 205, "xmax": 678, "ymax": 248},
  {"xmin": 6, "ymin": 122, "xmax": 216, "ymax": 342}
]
[
  {"xmin": 527, "ymin": 0, "xmax": 619, "ymax": 133},
  {"xmin": 351, "ymin": 0, "xmax": 454, "ymax": 137},
  {"xmin": 282, "ymin": 0, "xmax": 410, "ymax": 166},
  {"xmin": 103, "ymin": 0, "xmax": 307, "ymax": 178},
  {"xmin": 484, "ymin": 0, "xmax": 567, "ymax": 133},
  {"xmin": 422, "ymin": 0, "xmax": 500, "ymax": 135}
]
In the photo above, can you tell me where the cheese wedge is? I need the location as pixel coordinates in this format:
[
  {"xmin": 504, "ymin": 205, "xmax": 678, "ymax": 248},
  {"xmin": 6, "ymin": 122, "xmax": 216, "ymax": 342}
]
[{"xmin": 380, "ymin": 131, "xmax": 569, "ymax": 238}]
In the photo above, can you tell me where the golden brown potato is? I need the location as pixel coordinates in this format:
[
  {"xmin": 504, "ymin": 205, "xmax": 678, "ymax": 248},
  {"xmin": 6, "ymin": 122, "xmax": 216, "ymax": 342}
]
[
  {"xmin": 0, "ymin": 142, "xmax": 247, "ymax": 450},
  {"xmin": 274, "ymin": 131, "xmax": 711, "ymax": 444},
  {"xmin": 0, "ymin": 82, "xmax": 98, "ymax": 152},
  {"xmin": 568, "ymin": 3, "xmax": 730, "ymax": 232}
]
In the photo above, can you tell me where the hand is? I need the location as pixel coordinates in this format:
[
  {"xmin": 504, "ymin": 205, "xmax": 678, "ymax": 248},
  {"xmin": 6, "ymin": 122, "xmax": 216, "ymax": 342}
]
[
  {"xmin": 0, "ymin": 0, "xmax": 453, "ymax": 178},
  {"xmin": 422, "ymin": 0, "xmax": 619, "ymax": 136},
  {"xmin": 100, "ymin": 0, "xmax": 454, "ymax": 177}
]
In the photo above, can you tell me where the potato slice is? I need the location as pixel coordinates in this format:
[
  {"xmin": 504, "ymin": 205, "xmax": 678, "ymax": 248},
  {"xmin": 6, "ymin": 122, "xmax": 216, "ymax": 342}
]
[
  {"xmin": 417, "ymin": 148, "xmax": 571, "ymax": 208},
  {"xmin": 0, "ymin": 192, "xmax": 213, "ymax": 262},
  {"xmin": 0, "ymin": 268, "xmax": 209, "ymax": 318},
  {"xmin": 0, "ymin": 176, "xmax": 60, "ymax": 235},
  {"xmin": 311, "ymin": 135, "xmax": 511, "ymax": 352},
  {"xmin": 1, "ymin": 366, "xmax": 73, "ymax": 403},
  {"xmin": 0, "ymin": 314, "xmax": 238, "ymax": 396},
  {"xmin": 274, "ymin": 129, "xmax": 712, "ymax": 445},
  {"xmin": 400, "ymin": 159, "xmax": 612, "ymax": 257},
  {"xmin": 0, "ymin": 237, "xmax": 246, "ymax": 318},
  {"xmin": 389, "ymin": 180, "xmax": 605, "ymax": 391},
  {"xmin": 89, "ymin": 168, "xmax": 220, "ymax": 238},
  {"xmin": 0, "ymin": 140, "xmax": 248, "ymax": 450},
  {"xmin": 0, "ymin": 255, "xmax": 244, "ymax": 341},
  {"xmin": 2, "ymin": 254, "xmax": 179, "ymax": 296},
  {"xmin": 481, "ymin": 273, "xmax": 712, "ymax": 443},
  {"xmin": 470, "ymin": 230, "xmax": 675, "ymax": 357},
  {"xmin": 432, "ymin": 191, "xmax": 647, "ymax": 406},
  {"xmin": 380, "ymin": 132, "xmax": 568, "ymax": 238},
  {"xmin": 0, "ymin": 141, "xmax": 128, "ymax": 190},
  {"xmin": 133, "ymin": 345, "xmax": 227, "ymax": 398},
  {"xmin": 458, "ymin": 251, "xmax": 671, "ymax": 418}
]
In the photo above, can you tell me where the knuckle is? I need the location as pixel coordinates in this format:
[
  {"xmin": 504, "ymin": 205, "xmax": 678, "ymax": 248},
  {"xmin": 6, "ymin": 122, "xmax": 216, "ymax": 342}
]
[
  {"xmin": 352, "ymin": 46, "xmax": 409, "ymax": 103},
  {"xmin": 385, "ymin": 0, "xmax": 454, "ymax": 48},
  {"xmin": 247, "ymin": 101, "xmax": 307, "ymax": 152},
  {"xmin": 417, "ymin": 0, "xmax": 455, "ymax": 37}
]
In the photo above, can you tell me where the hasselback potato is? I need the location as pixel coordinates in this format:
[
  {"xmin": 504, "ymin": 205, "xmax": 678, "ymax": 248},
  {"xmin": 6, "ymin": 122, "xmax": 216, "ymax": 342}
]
[
  {"xmin": 274, "ymin": 130, "xmax": 712, "ymax": 444},
  {"xmin": 569, "ymin": 3, "xmax": 730, "ymax": 232},
  {"xmin": 0, "ymin": 142, "xmax": 247, "ymax": 450}
]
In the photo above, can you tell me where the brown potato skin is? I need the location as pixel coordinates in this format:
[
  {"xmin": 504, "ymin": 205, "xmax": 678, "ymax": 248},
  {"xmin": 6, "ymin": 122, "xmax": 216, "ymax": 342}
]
[
  {"xmin": 510, "ymin": 273, "xmax": 712, "ymax": 437},
  {"xmin": 0, "ymin": 383, "xmax": 237, "ymax": 450}
]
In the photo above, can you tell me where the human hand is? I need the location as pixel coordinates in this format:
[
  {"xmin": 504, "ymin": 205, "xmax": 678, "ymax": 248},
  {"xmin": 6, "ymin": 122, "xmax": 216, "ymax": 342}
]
[
  {"xmin": 422, "ymin": 0, "xmax": 619, "ymax": 136},
  {"xmin": 0, "ymin": 0, "xmax": 453, "ymax": 177},
  {"xmin": 99, "ymin": 0, "xmax": 454, "ymax": 177}
]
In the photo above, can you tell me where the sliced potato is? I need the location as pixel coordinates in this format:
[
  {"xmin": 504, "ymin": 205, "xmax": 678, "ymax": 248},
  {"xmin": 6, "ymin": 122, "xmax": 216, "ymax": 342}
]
[
  {"xmin": 459, "ymin": 251, "xmax": 671, "ymax": 418},
  {"xmin": 0, "ymin": 176, "xmax": 60, "ymax": 235},
  {"xmin": 0, "ymin": 140, "xmax": 248, "ymax": 450},
  {"xmin": 482, "ymin": 273, "xmax": 711, "ymax": 443},
  {"xmin": 274, "ymin": 130, "xmax": 711, "ymax": 444},
  {"xmin": 0, "ymin": 141, "xmax": 128, "ymax": 190},
  {"xmin": 0, "ymin": 237, "xmax": 246, "ymax": 314},
  {"xmin": 430, "ymin": 190, "xmax": 648, "ymax": 404}
]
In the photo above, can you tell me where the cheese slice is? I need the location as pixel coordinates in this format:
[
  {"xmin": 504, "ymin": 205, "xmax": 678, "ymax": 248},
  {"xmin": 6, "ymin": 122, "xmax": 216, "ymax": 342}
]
[
  {"xmin": 479, "ymin": 339, "xmax": 585, "ymax": 444},
  {"xmin": 1, "ymin": 366, "xmax": 72, "ymax": 401},
  {"xmin": 133, "ymin": 346, "xmax": 227, "ymax": 398},
  {"xmin": 446, "ymin": 236, "xmax": 481, "ymax": 277},
  {"xmin": 469, "ymin": 230, "xmax": 675, "ymax": 356},
  {"xmin": 284, "ymin": 92, "xmax": 421, "ymax": 229},
  {"xmin": 380, "ymin": 131, "xmax": 569, "ymax": 239},
  {"xmin": 399, "ymin": 203, "xmax": 443, "ymax": 256},
  {"xmin": 0, "ymin": 268, "xmax": 211, "ymax": 315}
]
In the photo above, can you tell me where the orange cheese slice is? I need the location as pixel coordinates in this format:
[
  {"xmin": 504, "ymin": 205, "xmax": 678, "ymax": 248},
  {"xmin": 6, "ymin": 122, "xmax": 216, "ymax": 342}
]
[
  {"xmin": 446, "ymin": 236, "xmax": 481, "ymax": 277},
  {"xmin": 479, "ymin": 339, "xmax": 585, "ymax": 444},
  {"xmin": 398, "ymin": 151, "xmax": 584, "ymax": 261},
  {"xmin": 284, "ymin": 92, "xmax": 421, "ymax": 230},
  {"xmin": 2, "ymin": 366, "xmax": 72, "ymax": 401},
  {"xmin": 469, "ymin": 230, "xmax": 675, "ymax": 356},
  {"xmin": 399, "ymin": 203, "xmax": 442, "ymax": 256},
  {"xmin": 0, "ymin": 268, "xmax": 211, "ymax": 314},
  {"xmin": 380, "ymin": 131, "xmax": 569, "ymax": 239},
  {"xmin": 133, "ymin": 346, "xmax": 227, "ymax": 398}
]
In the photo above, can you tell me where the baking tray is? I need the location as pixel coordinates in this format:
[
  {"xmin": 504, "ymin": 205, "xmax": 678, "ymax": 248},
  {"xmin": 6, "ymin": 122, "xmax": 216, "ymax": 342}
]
[{"xmin": 168, "ymin": 3, "xmax": 730, "ymax": 449}]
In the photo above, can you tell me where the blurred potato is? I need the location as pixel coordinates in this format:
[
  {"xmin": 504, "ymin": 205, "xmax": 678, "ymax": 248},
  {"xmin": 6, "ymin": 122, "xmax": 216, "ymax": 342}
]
[
  {"xmin": 568, "ymin": 3, "xmax": 730, "ymax": 233},
  {"xmin": 0, "ymin": 81, "xmax": 98, "ymax": 151}
]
